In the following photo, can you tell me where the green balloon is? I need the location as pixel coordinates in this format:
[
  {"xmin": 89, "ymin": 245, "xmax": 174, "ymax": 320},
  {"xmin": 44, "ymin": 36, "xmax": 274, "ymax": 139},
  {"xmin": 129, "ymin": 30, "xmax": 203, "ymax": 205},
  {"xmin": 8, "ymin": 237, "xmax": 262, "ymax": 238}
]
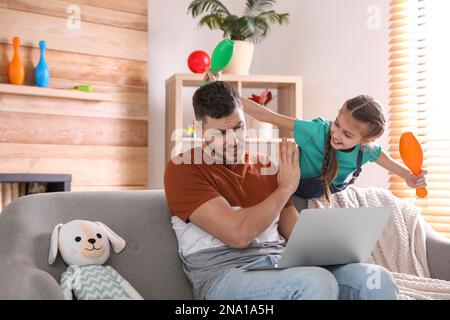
[{"xmin": 210, "ymin": 39, "xmax": 235, "ymax": 74}]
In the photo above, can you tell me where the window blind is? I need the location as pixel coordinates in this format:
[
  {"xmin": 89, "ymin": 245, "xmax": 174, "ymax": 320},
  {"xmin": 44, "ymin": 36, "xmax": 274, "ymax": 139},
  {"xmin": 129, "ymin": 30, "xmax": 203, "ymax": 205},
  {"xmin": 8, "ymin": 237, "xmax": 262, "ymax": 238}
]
[{"xmin": 388, "ymin": 0, "xmax": 450, "ymax": 238}]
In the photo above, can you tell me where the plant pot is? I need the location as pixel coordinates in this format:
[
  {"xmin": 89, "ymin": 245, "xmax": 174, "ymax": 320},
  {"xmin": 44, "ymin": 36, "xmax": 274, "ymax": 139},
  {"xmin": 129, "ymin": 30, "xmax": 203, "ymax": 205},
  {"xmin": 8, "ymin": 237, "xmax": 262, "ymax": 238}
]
[{"xmin": 223, "ymin": 40, "xmax": 254, "ymax": 75}]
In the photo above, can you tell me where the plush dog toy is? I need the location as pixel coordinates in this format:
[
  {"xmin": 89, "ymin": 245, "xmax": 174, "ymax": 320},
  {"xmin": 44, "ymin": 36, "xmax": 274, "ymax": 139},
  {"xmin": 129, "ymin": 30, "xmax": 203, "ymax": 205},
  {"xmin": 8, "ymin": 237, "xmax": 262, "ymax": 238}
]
[{"xmin": 48, "ymin": 220, "xmax": 143, "ymax": 300}]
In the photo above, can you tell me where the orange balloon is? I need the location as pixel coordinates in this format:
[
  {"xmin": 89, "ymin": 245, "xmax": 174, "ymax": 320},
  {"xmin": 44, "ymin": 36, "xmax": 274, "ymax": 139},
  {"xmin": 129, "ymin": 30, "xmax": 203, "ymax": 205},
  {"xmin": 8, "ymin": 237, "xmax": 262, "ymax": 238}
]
[{"xmin": 399, "ymin": 132, "xmax": 428, "ymax": 198}]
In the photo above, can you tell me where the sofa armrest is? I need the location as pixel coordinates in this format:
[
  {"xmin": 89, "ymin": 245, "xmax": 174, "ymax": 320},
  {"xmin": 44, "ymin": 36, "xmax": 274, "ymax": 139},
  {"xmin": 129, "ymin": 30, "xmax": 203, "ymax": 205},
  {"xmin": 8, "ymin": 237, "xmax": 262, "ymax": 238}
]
[
  {"xmin": 0, "ymin": 263, "xmax": 64, "ymax": 300},
  {"xmin": 425, "ymin": 222, "xmax": 450, "ymax": 281}
]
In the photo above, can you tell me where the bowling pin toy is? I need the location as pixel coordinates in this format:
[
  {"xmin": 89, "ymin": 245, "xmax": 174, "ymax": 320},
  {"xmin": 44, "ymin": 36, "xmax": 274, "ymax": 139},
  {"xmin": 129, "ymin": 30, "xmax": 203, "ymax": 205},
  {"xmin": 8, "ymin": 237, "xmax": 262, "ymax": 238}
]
[
  {"xmin": 399, "ymin": 132, "xmax": 428, "ymax": 198},
  {"xmin": 8, "ymin": 36, "xmax": 25, "ymax": 85},
  {"xmin": 35, "ymin": 40, "xmax": 50, "ymax": 87}
]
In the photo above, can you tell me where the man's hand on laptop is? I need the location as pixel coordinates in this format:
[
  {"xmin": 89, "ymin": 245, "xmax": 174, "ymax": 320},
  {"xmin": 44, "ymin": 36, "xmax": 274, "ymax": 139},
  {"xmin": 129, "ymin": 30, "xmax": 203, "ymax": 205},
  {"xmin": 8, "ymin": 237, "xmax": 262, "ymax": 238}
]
[{"xmin": 277, "ymin": 138, "xmax": 300, "ymax": 196}]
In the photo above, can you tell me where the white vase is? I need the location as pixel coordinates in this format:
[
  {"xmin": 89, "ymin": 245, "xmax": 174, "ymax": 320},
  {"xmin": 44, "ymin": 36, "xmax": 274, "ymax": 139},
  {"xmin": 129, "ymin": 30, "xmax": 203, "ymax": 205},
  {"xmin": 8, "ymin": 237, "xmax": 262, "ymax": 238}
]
[{"xmin": 223, "ymin": 40, "xmax": 254, "ymax": 75}]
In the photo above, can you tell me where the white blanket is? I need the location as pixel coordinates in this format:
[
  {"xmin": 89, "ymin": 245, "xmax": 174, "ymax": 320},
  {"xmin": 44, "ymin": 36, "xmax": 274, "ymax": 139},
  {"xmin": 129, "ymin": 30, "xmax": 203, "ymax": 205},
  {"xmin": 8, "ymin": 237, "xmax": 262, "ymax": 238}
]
[{"xmin": 307, "ymin": 185, "xmax": 450, "ymax": 300}]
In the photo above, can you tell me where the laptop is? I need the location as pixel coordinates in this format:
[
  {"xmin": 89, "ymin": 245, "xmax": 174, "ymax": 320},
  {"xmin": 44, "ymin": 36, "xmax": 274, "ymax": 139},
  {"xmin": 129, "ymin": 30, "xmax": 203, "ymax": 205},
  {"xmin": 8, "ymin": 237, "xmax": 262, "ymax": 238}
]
[{"xmin": 244, "ymin": 207, "xmax": 392, "ymax": 270}]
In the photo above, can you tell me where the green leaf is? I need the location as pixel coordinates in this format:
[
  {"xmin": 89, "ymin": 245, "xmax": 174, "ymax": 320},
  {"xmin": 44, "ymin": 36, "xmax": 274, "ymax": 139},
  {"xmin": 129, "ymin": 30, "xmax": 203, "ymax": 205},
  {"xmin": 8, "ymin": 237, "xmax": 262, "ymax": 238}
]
[
  {"xmin": 198, "ymin": 14, "xmax": 225, "ymax": 30},
  {"xmin": 256, "ymin": 10, "xmax": 289, "ymax": 25},
  {"xmin": 247, "ymin": 16, "xmax": 270, "ymax": 44},
  {"xmin": 187, "ymin": 0, "xmax": 231, "ymax": 18},
  {"xmin": 222, "ymin": 15, "xmax": 246, "ymax": 41},
  {"xmin": 244, "ymin": 0, "xmax": 276, "ymax": 16}
]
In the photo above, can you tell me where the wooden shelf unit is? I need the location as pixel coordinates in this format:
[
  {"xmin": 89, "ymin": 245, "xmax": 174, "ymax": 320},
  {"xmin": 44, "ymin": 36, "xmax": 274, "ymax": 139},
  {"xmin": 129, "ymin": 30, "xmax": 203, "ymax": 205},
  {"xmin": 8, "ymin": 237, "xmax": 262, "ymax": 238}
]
[{"xmin": 165, "ymin": 73, "xmax": 302, "ymax": 163}]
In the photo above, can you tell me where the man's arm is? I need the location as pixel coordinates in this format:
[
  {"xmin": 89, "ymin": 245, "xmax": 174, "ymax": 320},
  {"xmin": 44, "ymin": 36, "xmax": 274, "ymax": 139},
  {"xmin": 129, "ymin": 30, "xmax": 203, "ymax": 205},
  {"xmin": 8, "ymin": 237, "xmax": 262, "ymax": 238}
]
[
  {"xmin": 277, "ymin": 205, "xmax": 299, "ymax": 240},
  {"xmin": 190, "ymin": 189, "xmax": 291, "ymax": 248},
  {"xmin": 190, "ymin": 138, "xmax": 300, "ymax": 249}
]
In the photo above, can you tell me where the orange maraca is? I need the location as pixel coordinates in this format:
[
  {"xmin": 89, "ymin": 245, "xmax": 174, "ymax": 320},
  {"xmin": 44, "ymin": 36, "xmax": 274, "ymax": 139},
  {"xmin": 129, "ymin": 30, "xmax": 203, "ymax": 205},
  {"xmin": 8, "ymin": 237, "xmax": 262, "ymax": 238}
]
[{"xmin": 399, "ymin": 132, "xmax": 428, "ymax": 198}]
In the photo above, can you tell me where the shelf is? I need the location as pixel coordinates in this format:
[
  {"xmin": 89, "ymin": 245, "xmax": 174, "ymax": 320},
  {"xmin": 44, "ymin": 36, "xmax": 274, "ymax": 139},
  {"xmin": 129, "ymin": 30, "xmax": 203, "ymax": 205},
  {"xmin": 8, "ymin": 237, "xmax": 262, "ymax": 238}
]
[
  {"xmin": 0, "ymin": 83, "xmax": 110, "ymax": 101},
  {"xmin": 166, "ymin": 73, "xmax": 302, "ymax": 89},
  {"xmin": 166, "ymin": 73, "xmax": 302, "ymax": 163}
]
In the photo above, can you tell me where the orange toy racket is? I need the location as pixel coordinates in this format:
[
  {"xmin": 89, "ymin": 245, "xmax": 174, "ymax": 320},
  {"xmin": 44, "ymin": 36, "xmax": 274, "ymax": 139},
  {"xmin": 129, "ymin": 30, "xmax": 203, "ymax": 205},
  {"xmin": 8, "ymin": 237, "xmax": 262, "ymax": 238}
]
[{"xmin": 399, "ymin": 132, "xmax": 428, "ymax": 198}]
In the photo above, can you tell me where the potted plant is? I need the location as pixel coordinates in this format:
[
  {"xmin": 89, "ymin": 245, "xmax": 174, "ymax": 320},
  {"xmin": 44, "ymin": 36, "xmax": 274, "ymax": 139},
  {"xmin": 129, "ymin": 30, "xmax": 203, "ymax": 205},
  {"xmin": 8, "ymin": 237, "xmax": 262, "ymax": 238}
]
[{"xmin": 188, "ymin": 0, "xmax": 289, "ymax": 75}]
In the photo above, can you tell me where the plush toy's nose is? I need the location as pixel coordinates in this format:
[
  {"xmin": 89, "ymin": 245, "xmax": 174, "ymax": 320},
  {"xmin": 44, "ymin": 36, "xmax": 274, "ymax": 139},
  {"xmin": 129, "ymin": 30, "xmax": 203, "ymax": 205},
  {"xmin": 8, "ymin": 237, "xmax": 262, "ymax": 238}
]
[{"xmin": 88, "ymin": 238, "xmax": 96, "ymax": 244}]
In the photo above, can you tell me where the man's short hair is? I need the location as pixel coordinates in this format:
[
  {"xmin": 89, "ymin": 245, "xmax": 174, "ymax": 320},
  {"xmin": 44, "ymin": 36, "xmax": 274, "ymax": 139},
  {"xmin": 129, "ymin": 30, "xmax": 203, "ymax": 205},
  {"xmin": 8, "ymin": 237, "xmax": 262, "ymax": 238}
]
[{"xmin": 192, "ymin": 81, "xmax": 240, "ymax": 121}]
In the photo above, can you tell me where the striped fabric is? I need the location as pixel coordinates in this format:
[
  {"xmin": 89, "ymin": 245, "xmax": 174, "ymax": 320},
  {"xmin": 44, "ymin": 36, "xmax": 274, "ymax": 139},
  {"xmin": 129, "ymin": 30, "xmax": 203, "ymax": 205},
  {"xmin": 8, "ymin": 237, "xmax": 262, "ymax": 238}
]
[{"xmin": 60, "ymin": 265, "xmax": 129, "ymax": 300}]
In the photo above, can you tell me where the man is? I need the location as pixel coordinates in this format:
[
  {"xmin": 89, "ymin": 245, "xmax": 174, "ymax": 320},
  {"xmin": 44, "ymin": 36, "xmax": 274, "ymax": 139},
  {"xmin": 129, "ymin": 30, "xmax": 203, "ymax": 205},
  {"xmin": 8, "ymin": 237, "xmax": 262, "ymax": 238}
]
[{"xmin": 164, "ymin": 81, "xmax": 398, "ymax": 300}]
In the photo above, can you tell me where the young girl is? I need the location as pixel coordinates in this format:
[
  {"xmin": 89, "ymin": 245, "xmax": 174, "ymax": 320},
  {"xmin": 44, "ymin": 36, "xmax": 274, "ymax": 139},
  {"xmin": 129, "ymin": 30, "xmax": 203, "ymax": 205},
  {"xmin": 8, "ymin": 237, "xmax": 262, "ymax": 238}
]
[{"xmin": 241, "ymin": 95, "xmax": 428, "ymax": 201}]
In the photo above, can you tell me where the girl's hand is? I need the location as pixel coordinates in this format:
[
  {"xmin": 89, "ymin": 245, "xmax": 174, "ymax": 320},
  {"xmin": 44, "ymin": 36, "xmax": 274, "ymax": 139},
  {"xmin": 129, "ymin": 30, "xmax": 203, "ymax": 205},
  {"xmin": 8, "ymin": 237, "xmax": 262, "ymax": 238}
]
[
  {"xmin": 404, "ymin": 170, "xmax": 428, "ymax": 189},
  {"xmin": 202, "ymin": 68, "xmax": 221, "ymax": 83}
]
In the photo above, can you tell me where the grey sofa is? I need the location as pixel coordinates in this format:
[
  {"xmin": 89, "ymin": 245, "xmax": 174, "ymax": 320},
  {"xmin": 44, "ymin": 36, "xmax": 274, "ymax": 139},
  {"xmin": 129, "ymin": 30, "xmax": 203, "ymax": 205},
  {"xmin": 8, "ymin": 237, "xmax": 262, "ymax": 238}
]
[{"xmin": 0, "ymin": 190, "xmax": 449, "ymax": 299}]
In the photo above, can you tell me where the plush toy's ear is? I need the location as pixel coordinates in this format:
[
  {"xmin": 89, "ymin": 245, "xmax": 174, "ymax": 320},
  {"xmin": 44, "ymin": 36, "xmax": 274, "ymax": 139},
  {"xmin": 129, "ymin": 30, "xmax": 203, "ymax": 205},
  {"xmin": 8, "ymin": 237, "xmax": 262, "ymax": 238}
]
[
  {"xmin": 48, "ymin": 223, "xmax": 63, "ymax": 265},
  {"xmin": 94, "ymin": 221, "xmax": 126, "ymax": 253}
]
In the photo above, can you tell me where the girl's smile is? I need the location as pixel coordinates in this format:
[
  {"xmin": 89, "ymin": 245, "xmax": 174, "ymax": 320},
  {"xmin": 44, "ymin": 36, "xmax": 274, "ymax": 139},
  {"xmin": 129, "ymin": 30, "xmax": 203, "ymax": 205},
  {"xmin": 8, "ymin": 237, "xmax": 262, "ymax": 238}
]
[{"xmin": 331, "ymin": 136, "xmax": 343, "ymax": 147}]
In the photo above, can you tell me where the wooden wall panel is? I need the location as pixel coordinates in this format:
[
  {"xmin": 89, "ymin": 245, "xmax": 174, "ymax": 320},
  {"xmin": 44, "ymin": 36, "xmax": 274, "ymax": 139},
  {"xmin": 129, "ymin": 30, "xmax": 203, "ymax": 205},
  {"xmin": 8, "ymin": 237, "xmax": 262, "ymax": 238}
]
[
  {"xmin": 0, "ymin": 111, "xmax": 147, "ymax": 147},
  {"xmin": 0, "ymin": 157, "xmax": 148, "ymax": 186},
  {"xmin": 69, "ymin": 0, "xmax": 147, "ymax": 15},
  {"xmin": 0, "ymin": 144, "xmax": 149, "ymax": 187},
  {"xmin": 0, "ymin": 43, "xmax": 148, "ymax": 88},
  {"xmin": 1, "ymin": 94, "xmax": 148, "ymax": 120},
  {"xmin": 0, "ymin": 8, "xmax": 147, "ymax": 61},
  {"xmin": 0, "ymin": 0, "xmax": 149, "ymax": 191},
  {"xmin": 8, "ymin": 0, "xmax": 148, "ymax": 31},
  {"xmin": 108, "ymin": 90, "xmax": 148, "ymax": 105},
  {"xmin": 0, "ymin": 144, "xmax": 148, "ymax": 187},
  {"xmin": 0, "ymin": 143, "xmax": 147, "ymax": 160}
]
